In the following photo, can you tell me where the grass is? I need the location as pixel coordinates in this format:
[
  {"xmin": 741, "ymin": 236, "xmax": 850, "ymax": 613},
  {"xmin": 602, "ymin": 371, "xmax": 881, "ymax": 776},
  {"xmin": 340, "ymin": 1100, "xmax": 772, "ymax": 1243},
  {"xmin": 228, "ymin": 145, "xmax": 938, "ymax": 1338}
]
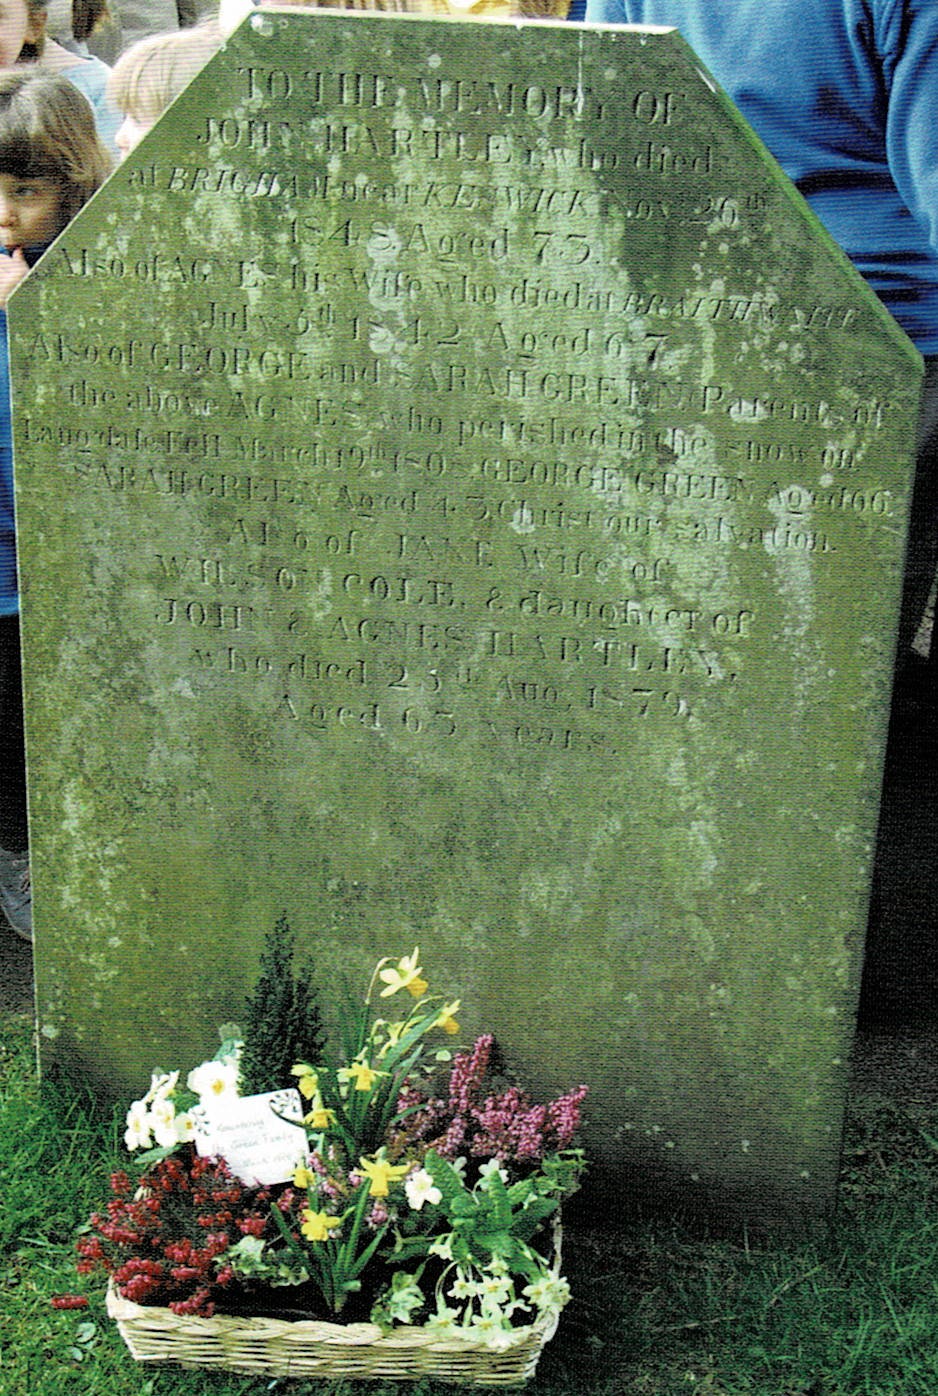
[{"xmin": 3, "ymin": 1008, "xmax": 938, "ymax": 1396}]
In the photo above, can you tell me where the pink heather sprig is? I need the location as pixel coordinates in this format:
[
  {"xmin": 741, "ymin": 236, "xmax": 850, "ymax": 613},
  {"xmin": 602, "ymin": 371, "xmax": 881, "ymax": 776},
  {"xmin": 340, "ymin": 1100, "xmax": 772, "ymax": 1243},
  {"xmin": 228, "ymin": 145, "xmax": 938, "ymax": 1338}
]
[
  {"xmin": 401, "ymin": 1036, "xmax": 587, "ymax": 1170},
  {"xmin": 440, "ymin": 1116, "xmax": 467, "ymax": 1156},
  {"xmin": 547, "ymin": 1085, "xmax": 590, "ymax": 1148},
  {"xmin": 448, "ymin": 1034, "xmax": 494, "ymax": 1114},
  {"xmin": 396, "ymin": 1081, "xmax": 448, "ymax": 1139},
  {"xmin": 367, "ymin": 1201, "xmax": 390, "ymax": 1229}
]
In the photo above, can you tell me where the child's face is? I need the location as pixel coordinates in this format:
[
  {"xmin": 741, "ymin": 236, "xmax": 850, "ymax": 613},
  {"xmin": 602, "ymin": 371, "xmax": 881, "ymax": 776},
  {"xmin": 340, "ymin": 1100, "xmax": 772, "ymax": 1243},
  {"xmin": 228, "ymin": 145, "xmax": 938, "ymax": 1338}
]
[
  {"xmin": 0, "ymin": 174, "xmax": 65, "ymax": 249},
  {"xmin": 0, "ymin": 0, "xmax": 43, "ymax": 68},
  {"xmin": 115, "ymin": 113, "xmax": 154, "ymax": 162}
]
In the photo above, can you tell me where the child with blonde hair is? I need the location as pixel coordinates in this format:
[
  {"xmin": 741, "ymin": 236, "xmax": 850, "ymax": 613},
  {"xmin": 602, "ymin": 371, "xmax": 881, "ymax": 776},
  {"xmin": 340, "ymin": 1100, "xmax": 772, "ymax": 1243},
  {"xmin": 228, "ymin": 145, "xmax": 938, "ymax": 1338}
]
[
  {"xmin": 106, "ymin": 21, "xmax": 221, "ymax": 158},
  {"xmin": 218, "ymin": 0, "xmax": 566, "ymax": 36},
  {"xmin": 0, "ymin": 70, "xmax": 110, "ymax": 941}
]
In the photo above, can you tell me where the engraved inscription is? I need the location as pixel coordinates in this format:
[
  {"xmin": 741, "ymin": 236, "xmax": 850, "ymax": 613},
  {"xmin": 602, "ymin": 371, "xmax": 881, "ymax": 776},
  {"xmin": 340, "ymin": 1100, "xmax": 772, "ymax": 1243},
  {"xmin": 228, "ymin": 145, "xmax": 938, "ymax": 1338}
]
[{"xmin": 14, "ymin": 41, "xmax": 905, "ymax": 761}]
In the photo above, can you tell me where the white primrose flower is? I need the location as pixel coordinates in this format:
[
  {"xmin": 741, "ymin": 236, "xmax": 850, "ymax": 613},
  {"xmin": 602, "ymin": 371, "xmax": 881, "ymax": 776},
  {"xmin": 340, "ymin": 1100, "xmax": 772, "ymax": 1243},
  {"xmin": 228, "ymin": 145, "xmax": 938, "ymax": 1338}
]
[
  {"xmin": 425, "ymin": 1305, "xmax": 461, "ymax": 1337},
  {"xmin": 150, "ymin": 1097, "xmax": 181, "ymax": 1148},
  {"xmin": 404, "ymin": 1168, "xmax": 442, "ymax": 1211},
  {"xmin": 449, "ymin": 1272, "xmax": 482, "ymax": 1302},
  {"xmin": 174, "ymin": 1111, "xmax": 197, "ymax": 1143},
  {"xmin": 522, "ymin": 1274, "xmax": 571, "ymax": 1317},
  {"xmin": 187, "ymin": 1057, "xmax": 240, "ymax": 1104},
  {"xmin": 143, "ymin": 1070, "xmax": 179, "ymax": 1104},
  {"xmin": 123, "ymin": 1099, "xmax": 153, "ymax": 1151},
  {"xmin": 487, "ymin": 1295, "xmax": 530, "ymax": 1321},
  {"xmin": 478, "ymin": 1273, "xmax": 513, "ymax": 1304},
  {"xmin": 428, "ymin": 1235, "xmax": 455, "ymax": 1261},
  {"xmin": 469, "ymin": 1311, "xmax": 515, "ymax": 1350},
  {"xmin": 478, "ymin": 1159, "xmax": 509, "ymax": 1186}
]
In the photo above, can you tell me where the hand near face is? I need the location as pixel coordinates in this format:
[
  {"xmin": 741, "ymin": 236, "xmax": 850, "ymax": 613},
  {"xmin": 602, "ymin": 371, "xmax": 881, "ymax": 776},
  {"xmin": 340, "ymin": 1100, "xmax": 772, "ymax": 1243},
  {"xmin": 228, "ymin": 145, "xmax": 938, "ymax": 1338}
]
[{"xmin": 0, "ymin": 246, "xmax": 28, "ymax": 307}]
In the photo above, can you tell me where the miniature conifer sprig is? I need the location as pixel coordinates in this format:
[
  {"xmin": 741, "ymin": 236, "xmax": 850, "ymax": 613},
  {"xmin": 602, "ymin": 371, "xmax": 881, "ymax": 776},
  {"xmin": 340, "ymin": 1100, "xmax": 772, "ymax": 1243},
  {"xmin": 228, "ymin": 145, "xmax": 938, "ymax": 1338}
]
[{"xmin": 239, "ymin": 912, "xmax": 326, "ymax": 1096}]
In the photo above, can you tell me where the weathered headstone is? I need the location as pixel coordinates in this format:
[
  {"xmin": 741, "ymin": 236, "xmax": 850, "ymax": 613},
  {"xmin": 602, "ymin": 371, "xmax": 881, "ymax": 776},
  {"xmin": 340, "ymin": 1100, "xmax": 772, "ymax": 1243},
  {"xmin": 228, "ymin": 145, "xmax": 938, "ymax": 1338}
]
[{"xmin": 13, "ymin": 10, "xmax": 920, "ymax": 1224}]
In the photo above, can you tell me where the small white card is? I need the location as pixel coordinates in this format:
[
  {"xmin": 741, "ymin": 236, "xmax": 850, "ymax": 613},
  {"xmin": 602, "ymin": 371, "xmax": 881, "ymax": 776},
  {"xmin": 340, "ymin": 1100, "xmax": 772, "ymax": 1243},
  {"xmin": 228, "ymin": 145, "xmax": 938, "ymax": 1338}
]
[{"xmin": 193, "ymin": 1088, "xmax": 307, "ymax": 1186}]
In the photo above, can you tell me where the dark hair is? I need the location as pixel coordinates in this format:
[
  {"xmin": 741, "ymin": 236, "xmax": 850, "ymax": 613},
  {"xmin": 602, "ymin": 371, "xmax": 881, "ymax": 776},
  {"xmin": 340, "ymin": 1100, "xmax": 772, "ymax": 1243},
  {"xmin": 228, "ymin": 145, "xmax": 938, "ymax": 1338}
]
[
  {"xmin": 17, "ymin": 0, "xmax": 49, "ymax": 61},
  {"xmin": 72, "ymin": 0, "xmax": 110, "ymax": 42},
  {"xmin": 0, "ymin": 70, "xmax": 111, "ymax": 222}
]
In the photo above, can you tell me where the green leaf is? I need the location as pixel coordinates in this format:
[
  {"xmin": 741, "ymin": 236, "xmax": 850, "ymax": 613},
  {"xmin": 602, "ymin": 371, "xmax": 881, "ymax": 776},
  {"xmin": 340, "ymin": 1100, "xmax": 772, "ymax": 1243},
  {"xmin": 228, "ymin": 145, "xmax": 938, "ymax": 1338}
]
[
  {"xmin": 348, "ymin": 1225, "xmax": 390, "ymax": 1279},
  {"xmin": 336, "ymin": 1177, "xmax": 375, "ymax": 1280},
  {"xmin": 387, "ymin": 1232, "xmax": 440, "ymax": 1265},
  {"xmin": 269, "ymin": 1197, "xmax": 313, "ymax": 1269},
  {"xmin": 510, "ymin": 1197, "xmax": 559, "ymax": 1243},
  {"xmin": 507, "ymin": 1178, "xmax": 541, "ymax": 1208},
  {"xmin": 449, "ymin": 1193, "xmax": 480, "ymax": 1222},
  {"xmin": 480, "ymin": 1168, "xmax": 513, "ymax": 1230},
  {"xmin": 468, "ymin": 1229, "xmax": 514, "ymax": 1256},
  {"xmin": 132, "ymin": 1144, "xmax": 179, "ymax": 1168},
  {"xmin": 425, "ymin": 1151, "xmax": 473, "ymax": 1211}
]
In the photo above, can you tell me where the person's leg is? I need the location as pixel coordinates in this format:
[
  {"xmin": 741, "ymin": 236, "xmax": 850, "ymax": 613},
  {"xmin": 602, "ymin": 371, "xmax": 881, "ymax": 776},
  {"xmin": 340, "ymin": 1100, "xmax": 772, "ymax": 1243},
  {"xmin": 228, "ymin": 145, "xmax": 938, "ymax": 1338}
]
[
  {"xmin": 0, "ymin": 611, "xmax": 30, "ymax": 940},
  {"xmin": 895, "ymin": 356, "xmax": 938, "ymax": 687},
  {"xmin": 0, "ymin": 612, "xmax": 27, "ymax": 853}
]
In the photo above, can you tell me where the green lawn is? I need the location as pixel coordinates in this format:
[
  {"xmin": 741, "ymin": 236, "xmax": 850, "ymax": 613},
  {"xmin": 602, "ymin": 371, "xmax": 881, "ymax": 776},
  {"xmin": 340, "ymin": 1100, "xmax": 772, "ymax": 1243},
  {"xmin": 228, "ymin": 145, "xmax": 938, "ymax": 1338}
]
[{"xmin": 4, "ymin": 1007, "xmax": 938, "ymax": 1396}]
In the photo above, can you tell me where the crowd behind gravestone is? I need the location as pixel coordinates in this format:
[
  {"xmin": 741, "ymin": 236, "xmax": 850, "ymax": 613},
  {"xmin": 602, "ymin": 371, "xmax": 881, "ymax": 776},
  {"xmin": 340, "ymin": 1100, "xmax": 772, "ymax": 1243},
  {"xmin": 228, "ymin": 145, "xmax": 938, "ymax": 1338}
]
[{"xmin": 1, "ymin": 0, "xmax": 936, "ymax": 979}]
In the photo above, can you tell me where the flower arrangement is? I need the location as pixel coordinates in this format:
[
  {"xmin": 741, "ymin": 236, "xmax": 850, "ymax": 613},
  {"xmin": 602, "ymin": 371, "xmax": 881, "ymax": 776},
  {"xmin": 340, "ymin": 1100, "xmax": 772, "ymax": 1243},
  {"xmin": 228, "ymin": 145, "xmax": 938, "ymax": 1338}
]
[{"xmin": 78, "ymin": 939, "xmax": 587, "ymax": 1360}]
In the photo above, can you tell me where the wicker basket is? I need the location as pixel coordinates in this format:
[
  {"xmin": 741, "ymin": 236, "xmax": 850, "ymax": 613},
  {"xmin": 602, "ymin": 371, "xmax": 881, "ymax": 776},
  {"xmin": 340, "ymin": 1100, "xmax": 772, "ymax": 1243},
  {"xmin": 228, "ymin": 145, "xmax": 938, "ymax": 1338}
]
[{"xmin": 106, "ymin": 1281, "xmax": 560, "ymax": 1386}]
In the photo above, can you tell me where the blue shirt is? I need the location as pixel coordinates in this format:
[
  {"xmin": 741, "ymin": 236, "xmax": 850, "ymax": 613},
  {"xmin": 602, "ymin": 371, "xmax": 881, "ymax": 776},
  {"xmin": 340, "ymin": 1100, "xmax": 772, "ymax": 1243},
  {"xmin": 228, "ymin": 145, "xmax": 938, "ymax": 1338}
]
[
  {"xmin": 583, "ymin": 0, "xmax": 938, "ymax": 354},
  {"xmin": 61, "ymin": 54, "xmax": 121, "ymax": 157},
  {"xmin": 1, "ymin": 245, "xmax": 49, "ymax": 615}
]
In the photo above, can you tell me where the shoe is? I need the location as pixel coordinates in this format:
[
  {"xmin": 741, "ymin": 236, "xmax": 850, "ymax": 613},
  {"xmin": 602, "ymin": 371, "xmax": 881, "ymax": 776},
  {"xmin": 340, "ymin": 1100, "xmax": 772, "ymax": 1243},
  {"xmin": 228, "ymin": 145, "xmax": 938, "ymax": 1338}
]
[{"xmin": 0, "ymin": 848, "xmax": 31, "ymax": 942}]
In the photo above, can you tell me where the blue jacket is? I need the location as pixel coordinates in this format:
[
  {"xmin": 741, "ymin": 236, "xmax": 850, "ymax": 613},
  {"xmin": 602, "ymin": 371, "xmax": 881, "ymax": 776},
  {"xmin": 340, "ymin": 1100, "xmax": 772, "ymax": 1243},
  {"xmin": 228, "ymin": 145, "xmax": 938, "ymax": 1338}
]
[
  {"xmin": 583, "ymin": 0, "xmax": 938, "ymax": 354},
  {"xmin": 1, "ymin": 244, "xmax": 49, "ymax": 615}
]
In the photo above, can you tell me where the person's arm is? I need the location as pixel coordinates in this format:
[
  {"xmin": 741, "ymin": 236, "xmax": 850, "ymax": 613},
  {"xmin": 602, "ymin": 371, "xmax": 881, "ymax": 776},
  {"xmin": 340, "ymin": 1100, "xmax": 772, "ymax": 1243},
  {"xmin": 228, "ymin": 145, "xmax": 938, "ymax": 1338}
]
[
  {"xmin": 880, "ymin": 0, "xmax": 938, "ymax": 256},
  {"xmin": 584, "ymin": 0, "xmax": 628, "ymax": 20}
]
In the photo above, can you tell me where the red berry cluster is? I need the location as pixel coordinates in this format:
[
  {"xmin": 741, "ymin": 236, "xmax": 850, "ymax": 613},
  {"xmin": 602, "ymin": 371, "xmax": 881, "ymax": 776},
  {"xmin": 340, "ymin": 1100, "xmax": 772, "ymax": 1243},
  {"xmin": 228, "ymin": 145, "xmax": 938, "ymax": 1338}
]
[{"xmin": 77, "ymin": 1148, "xmax": 296, "ymax": 1317}]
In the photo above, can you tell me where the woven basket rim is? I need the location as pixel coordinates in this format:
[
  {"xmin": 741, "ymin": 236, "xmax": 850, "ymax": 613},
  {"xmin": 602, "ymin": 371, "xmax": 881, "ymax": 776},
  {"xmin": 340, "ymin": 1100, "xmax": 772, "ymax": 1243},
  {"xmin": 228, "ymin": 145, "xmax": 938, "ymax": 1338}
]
[{"xmin": 106, "ymin": 1278, "xmax": 559, "ymax": 1351}]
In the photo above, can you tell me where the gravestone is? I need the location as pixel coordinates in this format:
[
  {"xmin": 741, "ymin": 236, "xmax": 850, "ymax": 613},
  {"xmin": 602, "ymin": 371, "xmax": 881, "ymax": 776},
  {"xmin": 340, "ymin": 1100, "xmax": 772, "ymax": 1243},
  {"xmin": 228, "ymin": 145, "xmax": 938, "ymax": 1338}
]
[{"xmin": 12, "ymin": 9, "xmax": 920, "ymax": 1225}]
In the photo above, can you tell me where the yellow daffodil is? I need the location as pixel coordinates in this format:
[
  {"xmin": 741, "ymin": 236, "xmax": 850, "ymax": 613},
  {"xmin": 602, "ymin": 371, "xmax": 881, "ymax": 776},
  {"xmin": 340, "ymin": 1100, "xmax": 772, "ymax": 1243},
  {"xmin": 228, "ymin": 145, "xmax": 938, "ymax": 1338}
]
[
  {"xmin": 377, "ymin": 948, "xmax": 428, "ymax": 1000},
  {"xmin": 434, "ymin": 1000, "xmax": 461, "ymax": 1035},
  {"xmin": 358, "ymin": 1153, "xmax": 410, "ymax": 1198},
  {"xmin": 294, "ymin": 1164, "xmax": 316, "ymax": 1189},
  {"xmin": 375, "ymin": 1020, "xmax": 406, "ymax": 1055},
  {"xmin": 305, "ymin": 1098, "xmax": 337, "ymax": 1130},
  {"xmin": 300, "ymin": 1209, "xmax": 342, "ymax": 1243},
  {"xmin": 338, "ymin": 1059, "xmax": 383, "ymax": 1092},
  {"xmin": 291, "ymin": 1063, "xmax": 319, "ymax": 1100}
]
